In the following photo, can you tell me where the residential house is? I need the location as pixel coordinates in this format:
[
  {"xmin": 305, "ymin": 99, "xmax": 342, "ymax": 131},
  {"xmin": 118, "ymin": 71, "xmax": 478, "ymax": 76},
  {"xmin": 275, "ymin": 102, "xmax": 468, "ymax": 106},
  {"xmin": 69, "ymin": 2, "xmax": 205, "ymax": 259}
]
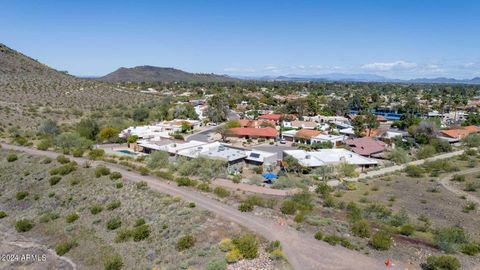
[
  {"xmin": 440, "ymin": 125, "xmax": 480, "ymax": 141},
  {"xmin": 283, "ymin": 149, "xmax": 378, "ymax": 169},
  {"xmin": 227, "ymin": 127, "xmax": 278, "ymax": 140},
  {"xmin": 245, "ymin": 150, "xmax": 278, "ymax": 166},
  {"xmin": 312, "ymin": 134, "xmax": 346, "ymax": 147},
  {"xmin": 344, "ymin": 137, "xmax": 387, "ymax": 158},
  {"xmin": 293, "ymin": 129, "xmax": 323, "ymax": 144}
]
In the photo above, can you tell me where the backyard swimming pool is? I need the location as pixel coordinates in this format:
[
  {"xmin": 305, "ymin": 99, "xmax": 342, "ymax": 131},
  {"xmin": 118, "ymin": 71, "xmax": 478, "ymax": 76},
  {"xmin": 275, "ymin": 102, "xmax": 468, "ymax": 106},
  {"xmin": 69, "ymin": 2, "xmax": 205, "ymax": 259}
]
[{"xmin": 116, "ymin": 149, "xmax": 138, "ymax": 156}]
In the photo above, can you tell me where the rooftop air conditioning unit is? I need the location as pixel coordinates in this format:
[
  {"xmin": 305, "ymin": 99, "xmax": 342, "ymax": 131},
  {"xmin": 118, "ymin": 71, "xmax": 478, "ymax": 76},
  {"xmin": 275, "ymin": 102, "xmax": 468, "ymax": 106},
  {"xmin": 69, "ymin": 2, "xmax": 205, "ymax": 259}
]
[{"xmin": 305, "ymin": 155, "xmax": 311, "ymax": 159}]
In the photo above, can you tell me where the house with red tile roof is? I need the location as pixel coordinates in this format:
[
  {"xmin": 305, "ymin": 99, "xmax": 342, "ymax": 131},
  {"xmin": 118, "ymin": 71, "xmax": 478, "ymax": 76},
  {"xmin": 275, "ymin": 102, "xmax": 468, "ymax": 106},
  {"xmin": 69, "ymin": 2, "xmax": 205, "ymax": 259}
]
[
  {"xmin": 294, "ymin": 129, "xmax": 323, "ymax": 144},
  {"xmin": 344, "ymin": 137, "xmax": 387, "ymax": 157},
  {"xmin": 239, "ymin": 119, "xmax": 276, "ymax": 128},
  {"xmin": 441, "ymin": 125, "xmax": 480, "ymax": 140},
  {"xmin": 227, "ymin": 127, "xmax": 278, "ymax": 140},
  {"xmin": 258, "ymin": 114, "xmax": 282, "ymax": 122}
]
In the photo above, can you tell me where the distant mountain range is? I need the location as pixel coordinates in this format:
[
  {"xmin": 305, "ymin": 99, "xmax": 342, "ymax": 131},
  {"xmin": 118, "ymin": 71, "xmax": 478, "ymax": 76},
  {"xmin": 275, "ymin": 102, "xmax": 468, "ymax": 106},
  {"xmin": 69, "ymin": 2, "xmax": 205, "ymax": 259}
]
[
  {"xmin": 235, "ymin": 73, "xmax": 480, "ymax": 84},
  {"xmin": 99, "ymin": 65, "xmax": 236, "ymax": 83}
]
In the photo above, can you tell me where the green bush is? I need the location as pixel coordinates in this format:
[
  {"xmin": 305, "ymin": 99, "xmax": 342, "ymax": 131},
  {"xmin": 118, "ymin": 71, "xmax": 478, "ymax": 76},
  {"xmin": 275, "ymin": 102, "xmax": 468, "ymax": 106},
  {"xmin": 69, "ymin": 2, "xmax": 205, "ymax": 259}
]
[
  {"xmin": 115, "ymin": 182, "xmax": 123, "ymax": 189},
  {"xmin": 106, "ymin": 217, "xmax": 122, "ymax": 230},
  {"xmin": 49, "ymin": 176, "xmax": 62, "ymax": 186},
  {"xmin": 16, "ymin": 191, "xmax": 29, "ymax": 200},
  {"xmin": 90, "ymin": 204, "xmax": 103, "ymax": 215},
  {"xmin": 232, "ymin": 235, "xmax": 258, "ymax": 259},
  {"xmin": 351, "ymin": 220, "xmax": 371, "ymax": 238},
  {"xmin": 147, "ymin": 151, "xmax": 169, "ymax": 169},
  {"xmin": 154, "ymin": 170, "xmax": 174, "ymax": 180},
  {"xmin": 213, "ymin": 187, "xmax": 230, "ymax": 198},
  {"xmin": 451, "ymin": 174, "xmax": 466, "ymax": 182},
  {"xmin": 434, "ymin": 226, "xmax": 469, "ymax": 253},
  {"xmin": 405, "ymin": 165, "xmax": 424, "ymax": 177},
  {"xmin": 197, "ymin": 182, "xmax": 211, "ymax": 192},
  {"xmin": 110, "ymin": 172, "xmax": 122, "ymax": 180},
  {"xmin": 65, "ymin": 212, "xmax": 79, "ymax": 223},
  {"xmin": 138, "ymin": 167, "xmax": 150, "ymax": 175},
  {"xmin": 205, "ymin": 258, "xmax": 228, "ymax": 270},
  {"xmin": 37, "ymin": 139, "xmax": 52, "ymax": 150},
  {"xmin": 106, "ymin": 200, "xmax": 121, "ymax": 210},
  {"xmin": 49, "ymin": 162, "xmax": 77, "ymax": 176},
  {"xmin": 104, "ymin": 254, "xmax": 123, "ymax": 270},
  {"xmin": 176, "ymin": 235, "xmax": 196, "ymax": 251},
  {"xmin": 88, "ymin": 149, "xmax": 105, "ymax": 160},
  {"xmin": 55, "ymin": 240, "xmax": 77, "ymax": 256},
  {"xmin": 280, "ymin": 199, "xmax": 297, "ymax": 215},
  {"xmin": 72, "ymin": 148, "xmax": 85, "ymax": 157},
  {"xmin": 15, "ymin": 219, "xmax": 34, "ymax": 232},
  {"xmin": 238, "ymin": 202, "xmax": 253, "ymax": 212},
  {"xmin": 294, "ymin": 213, "xmax": 305, "ymax": 223},
  {"xmin": 57, "ymin": 155, "xmax": 70, "ymax": 164},
  {"xmin": 176, "ymin": 177, "xmax": 197, "ymax": 187},
  {"xmin": 314, "ymin": 231, "xmax": 323, "ymax": 240},
  {"xmin": 114, "ymin": 229, "xmax": 132, "ymax": 243},
  {"xmin": 426, "ymin": 255, "xmax": 460, "ymax": 270},
  {"xmin": 400, "ymin": 224, "xmax": 416, "ymax": 236},
  {"xmin": 460, "ymin": 243, "xmax": 480, "ymax": 256},
  {"xmin": 134, "ymin": 218, "xmax": 146, "ymax": 227},
  {"xmin": 132, "ymin": 224, "xmax": 150, "ymax": 241},
  {"xmin": 225, "ymin": 248, "xmax": 243, "ymax": 263},
  {"xmin": 219, "ymin": 238, "xmax": 234, "ymax": 252},
  {"xmin": 136, "ymin": 181, "xmax": 148, "ymax": 190},
  {"xmin": 6, "ymin": 153, "xmax": 18, "ymax": 162},
  {"xmin": 370, "ymin": 231, "xmax": 392, "ymax": 250},
  {"xmin": 0, "ymin": 211, "xmax": 7, "ymax": 219},
  {"xmin": 95, "ymin": 165, "xmax": 110, "ymax": 178}
]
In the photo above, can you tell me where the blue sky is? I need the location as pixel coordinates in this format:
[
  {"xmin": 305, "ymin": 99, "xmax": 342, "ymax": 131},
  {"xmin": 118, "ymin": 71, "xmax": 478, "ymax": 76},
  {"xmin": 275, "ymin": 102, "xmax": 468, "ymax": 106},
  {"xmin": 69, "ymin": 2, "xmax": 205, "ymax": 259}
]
[{"xmin": 1, "ymin": 0, "xmax": 479, "ymax": 79}]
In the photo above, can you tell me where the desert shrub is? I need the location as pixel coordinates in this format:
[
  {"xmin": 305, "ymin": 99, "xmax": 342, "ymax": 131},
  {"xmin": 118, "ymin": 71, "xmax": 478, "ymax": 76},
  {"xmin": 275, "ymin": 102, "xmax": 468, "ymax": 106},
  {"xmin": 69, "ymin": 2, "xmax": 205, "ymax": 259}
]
[
  {"xmin": 463, "ymin": 133, "xmax": 480, "ymax": 147},
  {"xmin": 138, "ymin": 167, "xmax": 149, "ymax": 175},
  {"xmin": 55, "ymin": 132, "xmax": 93, "ymax": 152},
  {"xmin": 232, "ymin": 235, "xmax": 258, "ymax": 259},
  {"xmin": 238, "ymin": 202, "xmax": 254, "ymax": 212},
  {"xmin": 49, "ymin": 176, "xmax": 62, "ymax": 186},
  {"xmin": 176, "ymin": 177, "xmax": 197, "ymax": 187},
  {"xmin": 338, "ymin": 163, "xmax": 359, "ymax": 177},
  {"xmin": 434, "ymin": 226, "xmax": 468, "ymax": 253},
  {"xmin": 322, "ymin": 195, "xmax": 336, "ymax": 208},
  {"xmin": 460, "ymin": 243, "xmax": 480, "ymax": 256},
  {"xmin": 400, "ymin": 224, "xmax": 416, "ymax": 236},
  {"xmin": 290, "ymin": 191, "xmax": 313, "ymax": 211},
  {"xmin": 37, "ymin": 139, "xmax": 52, "ymax": 150},
  {"xmin": 57, "ymin": 155, "xmax": 70, "ymax": 164},
  {"xmin": 405, "ymin": 165, "xmax": 424, "ymax": 177},
  {"xmin": 55, "ymin": 240, "xmax": 77, "ymax": 256},
  {"xmin": 90, "ymin": 204, "xmax": 103, "ymax": 215},
  {"xmin": 269, "ymin": 249, "xmax": 285, "ymax": 260},
  {"xmin": 388, "ymin": 147, "xmax": 410, "ymax": 164},
  {"xmin": 106, "ymin": 200, "xmax": 121, "ymax": 210},
  {"xmin": 132, "ymin": 224, "xmax": 150, "ymax": 241},
  {"xmin": 417, "ymin": 145, "xmax": 437, "ymax": 159},
  {"xmin": 16, "ymin": 191, "xmax": 29, "ymax": 200},
  {"xmin": 370, "ymin": 231, "xmax": 392, "ymax": 250},
  {"xmin": 225, "ymin": 248, "xmax": 243, "ymax": 263},
  {"xmin": 6, "ymin": 153, "xmax": 17, "ymax": 162},
  {"xmin": 115, "ymin": 229, "xmax": 132, "ymax": 243},
  {"xmin": 154, "ymin": 170, "xmax": 174, "ymax": 180},
  {"xmin": 205, "ymin": 258, "xmax": 228, "ymax": 270},
  {"xmin": 136, "ymin": 181, "xmax": 148, "ymax": 189},
  {"xmin": 88, "ymin": 149, "xmax": 105, "ymax": 160},
  {"xmin": 95, "ymin": 165, "xmax": 110, "ymax": 178},
  {"xmin": 110, "ymin": 172, "xmax": 122, "ymax": 180},
  {"xmin": 351, "ymin": 220, "xmax": 371, "ymax": 238},
  {"xmin": 213, "ymin": 187, "xmax": 230, "ymax": 198},
  {"xmin": 425, "ymin": 255, "xmax": 460, "ymax": 270},
  {"xmin": 252, "ymin": 166, "xmax": 263, "ymax": 174},
  {"xmin": 451, "ymin": 174, "xmax": 465, "ymax": 182},
  {"xmin": 49, "ymin": 162, "xmax": 77, "ymax": 176},
  {"xmin": 15, "ymin": 219, "xmax": 34, "ymax": 232},
  {"xmin": 176, "ymin": 235, "xmax": 196, "ymax": 251},
  {"xmin": 104, "ymin": 254, "xmax": 123, "ymax": 270},
  {"xmin": 65, "ymin": 212, "xmax": 79, "ymax": 223},
  {"xmin": 346, "ymin": 202, "xmax": 363, "ymax": 223},
  {"xmin": 364, "ymin": 203, "xmax": 392, "ymax": 221},
  {"xmin": 219, "ymin": 238, "xmax": 234, "ymax": 252},
  {"xmin": 197, "ymin": 182, "xmax": 211, "ymax": 192},
  {"xmin": 280, "ymin": 199, "xmax": 297, "ymax": 215},
  {"xmin": 314, "ymin": 231, "xmax": 323, "ymax": 240},
  {"xmin": 147, "ymin": 151, "xmax": 169, "ymax": 169},
  {"xmin": 294, "ymin": 213, "xmax": 305, "ymax": 223},
  {"xmin": 390, "ymin": 208, "xmax": 410, "ymax": 227},
  {"xmin": 106, "ymin": 217, "xmax": 122, "ymax": 230},
  {"xmin": 72, "ymin": 148, "xmax": 84, "ymax": 157},
  {"xmin": 0, "ymin": 211, "xmax": 7, "ymax": 219},
  {"xmin": 134, "ymin": 218, "xmax": 146, "ymax": 227},
  {"xmin": 464, "ymin": 181, "xmax": 479, "ymax": 191},
  {"xmin": 315, "ymin": 183, "xmax": 332, "ymax": 196},
  {"xmin": 115, "ymin": 182, "xmax": 123, "ymax": 189},
  {"xmin": 463, "ymin": 201, "xmax": 477, "ymax": 213},
  {"xmin": 39, "ymin": 212, "xmax": 59, "ymax": 223}
]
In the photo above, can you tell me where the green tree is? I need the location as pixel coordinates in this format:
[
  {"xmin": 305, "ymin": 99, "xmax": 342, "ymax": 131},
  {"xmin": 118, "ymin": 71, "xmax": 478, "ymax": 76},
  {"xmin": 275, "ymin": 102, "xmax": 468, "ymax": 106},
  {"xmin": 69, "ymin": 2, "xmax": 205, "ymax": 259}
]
[{"xmin": 77, "ymin": 118, "xmax": 100, "ymax": 140}]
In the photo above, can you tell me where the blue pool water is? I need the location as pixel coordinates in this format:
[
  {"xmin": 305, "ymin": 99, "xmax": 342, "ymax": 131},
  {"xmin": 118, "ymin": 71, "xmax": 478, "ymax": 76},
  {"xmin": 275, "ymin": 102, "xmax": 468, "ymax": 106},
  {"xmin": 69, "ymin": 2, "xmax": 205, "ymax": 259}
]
[{"xmin": 117, "ymin": 150, "xmax": 138, "ymax": 156}]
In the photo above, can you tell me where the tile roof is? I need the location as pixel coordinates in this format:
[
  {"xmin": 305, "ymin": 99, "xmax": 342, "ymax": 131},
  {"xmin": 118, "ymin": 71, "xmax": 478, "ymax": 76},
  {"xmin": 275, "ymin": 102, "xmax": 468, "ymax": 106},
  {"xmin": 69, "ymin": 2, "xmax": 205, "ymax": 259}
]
[
  {"xmin": 344, "ymin": 137, "xmax": 386, "ymax": 156},
  {"xmin": 294, "ymin": 129, "xmax": 322, "ymax": 139},
  {"xmin": 228, "ymin": 127, "xmax": 278, "ymax": 138},
  {"xmin": 441, "ymin": 125, "xmax": 480, "ymax": 139},
  {"xmin": 258, "ymin": 114, "xmax": 282, "ymax": 121}
]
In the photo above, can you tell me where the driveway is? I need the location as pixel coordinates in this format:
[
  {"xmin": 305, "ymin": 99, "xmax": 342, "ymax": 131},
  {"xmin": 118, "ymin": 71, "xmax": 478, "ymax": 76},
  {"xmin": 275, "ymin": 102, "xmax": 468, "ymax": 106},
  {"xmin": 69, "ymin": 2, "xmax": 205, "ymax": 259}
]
[{"xmin": 1, "ymin": 143, "xmax": 394, "ymax": 270}]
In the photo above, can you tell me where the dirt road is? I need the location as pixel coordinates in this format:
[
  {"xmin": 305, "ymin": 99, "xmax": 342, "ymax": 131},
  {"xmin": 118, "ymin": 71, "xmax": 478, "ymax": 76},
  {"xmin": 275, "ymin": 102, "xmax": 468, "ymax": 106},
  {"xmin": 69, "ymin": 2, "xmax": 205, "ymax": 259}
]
[
  {"xmin": 438, "ymin": 167, "xmax": 480, "ymax": 205},
  {"xmin": 1, "ymin": 143, "xmax": 393, "ymax": 270}
]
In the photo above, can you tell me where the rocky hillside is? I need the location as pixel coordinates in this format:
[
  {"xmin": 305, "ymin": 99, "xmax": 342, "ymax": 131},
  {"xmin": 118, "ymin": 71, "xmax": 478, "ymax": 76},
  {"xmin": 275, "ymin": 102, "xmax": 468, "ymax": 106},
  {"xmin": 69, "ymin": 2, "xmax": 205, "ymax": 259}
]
[{"xmin": 100, "ymin": 65, "xmax": 236, "ymax": 83}]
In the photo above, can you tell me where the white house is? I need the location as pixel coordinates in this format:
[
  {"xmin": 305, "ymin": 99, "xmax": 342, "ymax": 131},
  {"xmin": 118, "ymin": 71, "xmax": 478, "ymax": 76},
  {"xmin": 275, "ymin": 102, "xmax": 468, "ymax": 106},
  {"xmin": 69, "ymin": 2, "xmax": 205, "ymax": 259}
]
[
  {"xmin": 283, "ymin": 149, "xmax": 378, "ymax": 168},
  {"xmin": 245, "ymin": 150, "xmax": 277, "ymax": 166},
  {"xmin": 312, "ymin": 134, "xmax": 346, "ymax": 147}
]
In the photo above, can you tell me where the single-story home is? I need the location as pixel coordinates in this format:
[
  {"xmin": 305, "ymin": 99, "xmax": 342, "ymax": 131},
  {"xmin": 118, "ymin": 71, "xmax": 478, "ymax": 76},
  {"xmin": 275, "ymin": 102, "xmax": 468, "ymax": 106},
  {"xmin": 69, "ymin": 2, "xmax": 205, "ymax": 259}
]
[
  {"xmin": 312, "ymin": 134, "xmax": 346, "ymax": 147},
  {"xmin": 245, "ymin": 150, "xmax": 277, "ymax": 166},
  {"xmin": 283, "ymin": 120, "xmax": 318, "ymax": 130},
  {"xmin": 344, "ymin": 137, "xmax": 387, "ymax": 158},
  {"xmin": 294, "ymin": 129, "xmax": 323, "ymax": 144},
  {"xmin": 227, "ymin": 127, "xmax": 278, "ymax": 140},
  {"xmin": 283, "ymin": 149, "xmax": 378, "ymax": 169},
  {"xmin": 281, "ymin": 130, "xmax": 297, "ymax": 141},
  {"xmin": 440, "ymin": 125, "xmax": 480, "ymax": 140}
]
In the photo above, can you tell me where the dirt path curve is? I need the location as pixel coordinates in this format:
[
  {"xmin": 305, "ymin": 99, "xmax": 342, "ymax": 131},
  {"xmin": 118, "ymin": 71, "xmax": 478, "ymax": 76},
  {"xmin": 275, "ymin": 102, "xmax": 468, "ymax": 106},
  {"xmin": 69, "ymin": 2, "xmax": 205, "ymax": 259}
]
[
  {"xmin": 438, "ymin": 167, "xmax": 480, "ymax": 205},
  {"xmin": 1, "ymin": 143, "xmax": 400, "ymax": 270}
]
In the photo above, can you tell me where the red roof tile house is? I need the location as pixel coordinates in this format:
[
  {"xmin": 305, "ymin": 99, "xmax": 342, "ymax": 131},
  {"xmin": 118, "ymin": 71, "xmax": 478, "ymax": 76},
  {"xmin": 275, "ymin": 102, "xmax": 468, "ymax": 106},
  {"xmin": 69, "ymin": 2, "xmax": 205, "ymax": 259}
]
[
  {"xmin": 441, "ymin": 125, "xmax": 480, "ymax": 140},
  {"xmin": 344, "ymin": 137, "xmax": 386, "ymax": 157},
  {"xmin": 239, "ymin": 119, "xmax": 276, "ymax": 128},
  {"xmin": 227, "ymin": 127, "xmax": 278, "ymax": 140},
  {"xmin": 294, "ymin": 129, "xmax": 322, "ymax": 144}
]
